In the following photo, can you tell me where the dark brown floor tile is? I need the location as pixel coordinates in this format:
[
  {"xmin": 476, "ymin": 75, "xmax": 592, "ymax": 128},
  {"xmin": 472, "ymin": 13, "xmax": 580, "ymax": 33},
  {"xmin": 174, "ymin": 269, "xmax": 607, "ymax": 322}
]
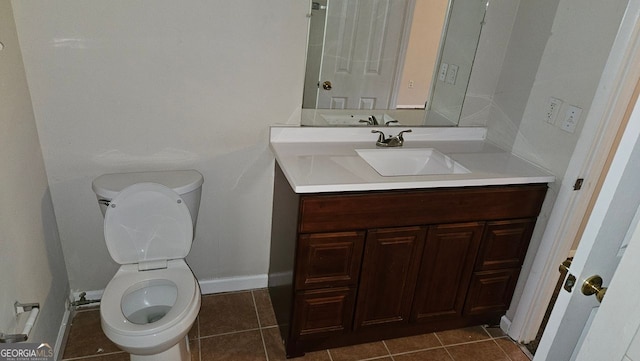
[
  {"xmin": 445, "ymin": 340, "xmax": 510, "ymax": 361},
  {"xmin": 328, "ymin": 341, "xmax": 389, "ymax": 361},
  {"xmin": 384, "ymin": 333, "xmax": 442, "ymax": 354},
  {"xmin": 262, "ymin": 327, "xmax": 330, "ymax": 361},
  {"xmin": 436, "ymin": 326, "xmax": 491, "ymax": 346},
  {"xmin": 62, "ymin": 310, "xmax": 121, "ymax": 359},
  {"xmin": 200, "ymin": 330, "xmax": 266, "ymax": 361},
  {"xmin": 189, "ymin": 316, "xmax": 199, "ymax": 340},
  {"xmin": 484, "ymin": 325, "xmax": 507, "ymax": 338},
  {"xmin": 494, "ymin": 338, "xmax": 531, "ymax": 361},
  {"xmin": 393, "ymin": 348, "xmax": 453, "ymax": 361},
  {"xmin": 253, "ymin": 289, "xmax": 277, "ymax": 327},
  {"xmin": 199, "ymin": 291, "xmax": 259, "ymax": 336},
  {"xmin": 190, "ymin": 338, "xmax": 200, "ymax": 361}
]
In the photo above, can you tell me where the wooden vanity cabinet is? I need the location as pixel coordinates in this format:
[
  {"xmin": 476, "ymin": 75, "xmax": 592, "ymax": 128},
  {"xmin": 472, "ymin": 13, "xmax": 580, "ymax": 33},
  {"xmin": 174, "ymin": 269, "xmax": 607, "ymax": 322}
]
[{"xmin": 268, "ymin": 164, "xmax": 547, "ymax": 357}]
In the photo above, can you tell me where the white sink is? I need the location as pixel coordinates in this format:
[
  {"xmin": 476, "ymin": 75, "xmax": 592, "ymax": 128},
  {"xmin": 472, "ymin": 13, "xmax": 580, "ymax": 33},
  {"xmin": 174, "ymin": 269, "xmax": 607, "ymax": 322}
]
[{"xmin": 355, "ymin": 148, "xmax": 470, "ymax": 176}]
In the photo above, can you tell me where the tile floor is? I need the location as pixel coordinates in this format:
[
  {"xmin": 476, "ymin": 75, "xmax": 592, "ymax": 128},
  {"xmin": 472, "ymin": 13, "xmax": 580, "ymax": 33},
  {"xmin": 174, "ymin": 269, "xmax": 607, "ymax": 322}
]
[{"xmin": 61, "ymin": 289, "xmax": 531, "ymax": 361}]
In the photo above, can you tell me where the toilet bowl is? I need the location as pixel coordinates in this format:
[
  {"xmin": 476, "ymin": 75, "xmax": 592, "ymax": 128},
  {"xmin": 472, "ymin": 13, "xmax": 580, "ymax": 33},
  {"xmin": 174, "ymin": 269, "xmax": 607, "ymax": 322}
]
[
  {"xmin": 93, "ymin": 171, "xmax": 203, "ymax": 361},
  {"xmin": 100, "ymin": 261, "xmax": 200, "ymax": 358}
]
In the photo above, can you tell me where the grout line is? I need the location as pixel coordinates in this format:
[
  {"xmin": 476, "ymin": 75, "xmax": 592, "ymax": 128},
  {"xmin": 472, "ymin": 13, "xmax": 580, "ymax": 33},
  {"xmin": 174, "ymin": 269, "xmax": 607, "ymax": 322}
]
[
  {"xmin": 381, "ymin": 340, "xmax": 395, "ymax": 361},
  {"xmin": 61, "ymin": 351, "xmax": 126, "ymax": 360},
  {"xmin": 481, "ymin": 325, "xmax": 495, "ymax": 338},
  {"xmin": 436, "ymin": 337, "xmax": 495, "ymax": 348},
  {"xmin": 198, "ymin": 327, "xmax": 263, "ymax": 340},
  {"xmin": 385, "ymin": 345, "xmax": 448, "ymax": 358},
  {"xmin": 251, "ymin": 290, "xmax": 270, "ymax": 361},
  {"xmin": 197, "ymin": 316, "xmax": 202, "ymax": 361},
  {"xmin": 326, "ymin": 349, "xmax": 334, "ymax": 361},
  {"xmin": 492, "ymin": 338, "xmax": 515, "ymax": 361},
  {"xmin": 432, "ymin": 332, "xmax": 445, "ymax": 347},
  {"xmin": 434, "ymin": 333, "xmax": 456, "ymax": 361}
]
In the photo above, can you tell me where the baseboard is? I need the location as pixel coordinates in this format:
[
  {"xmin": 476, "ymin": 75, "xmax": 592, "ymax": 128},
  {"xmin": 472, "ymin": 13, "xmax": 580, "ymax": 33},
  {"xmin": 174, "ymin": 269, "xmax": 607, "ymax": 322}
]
[
  {"xmin": 198, "ymin": 274, "xmax": 268, "ymax": 294},
  {"xmin": 70, "ymin": 274, "xmax": 269, "ymax": 305},
  {"xmin": 54, "ymin": 303, "xmax": 73, "ymax": 361},
  {"xmin": 500, "ymin": 315, "xmax": 512, "ymax": 335}
]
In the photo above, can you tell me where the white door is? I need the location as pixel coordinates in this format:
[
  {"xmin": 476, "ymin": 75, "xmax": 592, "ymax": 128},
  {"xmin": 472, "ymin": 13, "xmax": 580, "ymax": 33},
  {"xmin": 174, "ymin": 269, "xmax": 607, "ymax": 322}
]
[
  {"xmin": 533, "ymin": 90, "xmax": 640, "ymax": 361},
  {"xmin": 316, "ymin": 0, "xmax": 410, "ymax": 109}
]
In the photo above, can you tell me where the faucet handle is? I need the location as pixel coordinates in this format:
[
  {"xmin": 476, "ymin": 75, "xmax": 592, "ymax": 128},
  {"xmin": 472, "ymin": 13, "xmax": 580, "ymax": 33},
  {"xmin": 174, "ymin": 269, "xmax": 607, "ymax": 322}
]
[
  {"xmin": 396, "ymin": 129, "xmax": 412, "ymax": 140},
  {"xmin": 371, "ymin": 129, "xmax": 386, "ymax": 142}
]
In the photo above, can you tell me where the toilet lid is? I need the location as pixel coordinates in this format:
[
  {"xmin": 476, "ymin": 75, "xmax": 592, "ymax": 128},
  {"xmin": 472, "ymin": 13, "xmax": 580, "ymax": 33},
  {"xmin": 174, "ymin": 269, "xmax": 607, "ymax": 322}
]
[{"xmin": 104, "ymin": 182, "xmax": 193, "ymax": 265}]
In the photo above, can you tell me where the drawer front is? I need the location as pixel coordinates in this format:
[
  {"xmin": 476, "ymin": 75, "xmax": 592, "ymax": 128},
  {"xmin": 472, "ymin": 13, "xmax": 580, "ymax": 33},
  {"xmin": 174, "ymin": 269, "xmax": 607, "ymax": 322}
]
[
  {"xmin": 292, "ymin": 287, "xmax": 356, "ymax": 340},
  {"xmin": 295, "ymin": 232, "xmax": 365, "ymax": 290},
  {"xmin": 299, "ymin": 185, "xmax": 547, "ymax": 233},
  {"xmin": 475, "ymin": 219, "xmax": 536, "ymax": 271},
  {"xmin": 463, "ymin": 269, "xmax": 520, "ymax": 316}
]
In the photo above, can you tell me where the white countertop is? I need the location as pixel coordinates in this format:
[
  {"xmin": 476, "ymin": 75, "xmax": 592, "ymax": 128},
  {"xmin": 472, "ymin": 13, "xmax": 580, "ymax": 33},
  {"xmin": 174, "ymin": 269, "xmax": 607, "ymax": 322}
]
[{"xmin": 270, "ymin": 127, "xmax": 556, "ymax": 193}]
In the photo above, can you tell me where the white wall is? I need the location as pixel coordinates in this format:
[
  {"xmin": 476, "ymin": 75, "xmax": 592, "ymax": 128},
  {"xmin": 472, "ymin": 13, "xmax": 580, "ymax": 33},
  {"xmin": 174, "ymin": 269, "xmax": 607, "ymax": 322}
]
[
  {"xmin": 11, "ymin": 0, "xmax": 309, "ymax": 292},
  {"xmin": 0, "ymin": 0, "xmax": 69, "ymax": 345},
  {"xmin": 509, "ymin": 0, "xmax": 628, "ymax": 179}
]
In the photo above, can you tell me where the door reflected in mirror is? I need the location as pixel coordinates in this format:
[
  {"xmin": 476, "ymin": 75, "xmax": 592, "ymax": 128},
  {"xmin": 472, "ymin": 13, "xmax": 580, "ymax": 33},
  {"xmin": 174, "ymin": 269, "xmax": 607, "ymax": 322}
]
[{"xmin": 301, "ymin": 0, "xmax": 487, "ymax": 127}]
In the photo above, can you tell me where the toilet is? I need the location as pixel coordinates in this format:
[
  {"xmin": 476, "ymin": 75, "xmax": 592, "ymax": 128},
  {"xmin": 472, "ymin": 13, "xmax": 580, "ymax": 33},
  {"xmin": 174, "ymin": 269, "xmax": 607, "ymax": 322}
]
[{"xmin": 92, "ymin": 170, "xmax": 204, "ymax": 361}]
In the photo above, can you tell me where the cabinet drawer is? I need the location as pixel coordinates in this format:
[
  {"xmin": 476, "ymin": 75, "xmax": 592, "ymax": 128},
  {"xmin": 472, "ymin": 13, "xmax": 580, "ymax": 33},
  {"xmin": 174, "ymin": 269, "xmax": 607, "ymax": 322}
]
[
  {"xmin": 475, "ymin": 219, "xmax": 536, "ymax": 271},
  {"xmin": 295, "ymin": 232, "xmax": 365, "ymax": 290},
  {"xmin": 292, "ymin": 287, "xmax": 356, "ymax": 340},
  {"xmin": 463, "ymin": 269, "xmax": 520, "ymax": 316},
  {"xmin": 298, "ymin": 185, "xmax": 547, "ymax": 233}
]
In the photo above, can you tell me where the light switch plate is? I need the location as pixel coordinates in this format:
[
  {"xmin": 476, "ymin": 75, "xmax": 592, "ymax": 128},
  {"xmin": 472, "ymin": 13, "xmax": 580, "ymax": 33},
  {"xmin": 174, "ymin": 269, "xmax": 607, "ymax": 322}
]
[
  {"xmin": 445, "ymin": 64, "xmax": 458, "ymax": 85},
  {"xmin": 560, "ymin": 105, "xmax": 583, "ymax": 133}
]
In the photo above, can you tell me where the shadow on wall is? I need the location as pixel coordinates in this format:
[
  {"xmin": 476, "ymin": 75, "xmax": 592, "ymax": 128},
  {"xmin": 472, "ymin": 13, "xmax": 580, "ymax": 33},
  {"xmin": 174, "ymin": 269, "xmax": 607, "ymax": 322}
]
[{"xmin": 30, "ymin": 188, "xmax": 70, "ymax": 348}]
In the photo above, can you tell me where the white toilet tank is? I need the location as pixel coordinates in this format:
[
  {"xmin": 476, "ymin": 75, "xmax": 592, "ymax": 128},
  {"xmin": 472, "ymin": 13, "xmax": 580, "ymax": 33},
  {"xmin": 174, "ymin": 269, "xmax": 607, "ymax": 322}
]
[{"xmin": 92, "ymin": 170, "xmax": 204, "ymax": 232}]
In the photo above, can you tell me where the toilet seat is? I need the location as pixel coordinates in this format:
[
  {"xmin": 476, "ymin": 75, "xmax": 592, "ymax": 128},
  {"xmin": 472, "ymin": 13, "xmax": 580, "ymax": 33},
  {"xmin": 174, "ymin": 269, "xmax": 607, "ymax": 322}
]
[
  {"xmin": 104, "ymin": 182, "xmax": 193, "ymax": 265},
  {"xmin": 100, "ymin": 260, "xmax": 200, "ymax": 338}
]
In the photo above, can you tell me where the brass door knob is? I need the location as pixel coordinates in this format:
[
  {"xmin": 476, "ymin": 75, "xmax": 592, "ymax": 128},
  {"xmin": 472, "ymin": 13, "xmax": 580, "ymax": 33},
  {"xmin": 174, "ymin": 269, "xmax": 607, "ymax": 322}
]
[
  {"xmin": 581, "ymin": 275, "xmax": 607, "ymax": 303},
  {"xmin": 322, "ymin": 81, "xmax": 332, "ymax": 90}
]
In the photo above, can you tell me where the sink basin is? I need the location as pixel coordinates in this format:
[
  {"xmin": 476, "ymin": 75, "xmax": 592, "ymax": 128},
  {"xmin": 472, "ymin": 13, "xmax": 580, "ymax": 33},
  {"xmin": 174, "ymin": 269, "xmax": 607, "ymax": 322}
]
[{"xmin": 355, "ymin": 148, "xmax": 470, "ymax": 176}]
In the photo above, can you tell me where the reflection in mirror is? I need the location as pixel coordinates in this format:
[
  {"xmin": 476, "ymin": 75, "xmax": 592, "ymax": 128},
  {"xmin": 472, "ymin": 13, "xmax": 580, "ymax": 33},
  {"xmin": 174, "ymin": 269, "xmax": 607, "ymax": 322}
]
[{"xmin": 301, "ymin": 0, "xmax": 487, "ymax": 127}]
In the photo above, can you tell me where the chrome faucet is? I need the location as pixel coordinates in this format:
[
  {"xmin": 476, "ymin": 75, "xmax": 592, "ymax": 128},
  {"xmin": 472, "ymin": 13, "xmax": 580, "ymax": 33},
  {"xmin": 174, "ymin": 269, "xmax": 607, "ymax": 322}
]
[
  {"xmin": 371, "ymin": 129, "xmax": 412, "ymax": 147},
  {"xmin": 359, "ymin": 115, "xmax": 379, "ymax": 126}
]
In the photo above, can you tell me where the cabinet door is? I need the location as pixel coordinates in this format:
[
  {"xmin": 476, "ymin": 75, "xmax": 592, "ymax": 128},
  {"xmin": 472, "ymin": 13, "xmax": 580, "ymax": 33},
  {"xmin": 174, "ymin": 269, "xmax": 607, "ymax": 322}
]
[
  {"xmin": 354, "ymin": 226, "xmax": 427, "ymax": 330},
  {"xmin": 295, "ymin": 232, "xmax": 365, "ymax": 290},
  {"xmin": 464, "ymin": 268, "xmax": 520, "ymax": 315},
  {"xmin": 411, "ymin": 222, "xmax": 484, "ymax": 323},
  {"xmin": 475, "ymin": 219, "xmax": 536, "ymax": 271},
  {"xmin": 292, "ymin": 287, "xmax": 356, "ymax": 340}
]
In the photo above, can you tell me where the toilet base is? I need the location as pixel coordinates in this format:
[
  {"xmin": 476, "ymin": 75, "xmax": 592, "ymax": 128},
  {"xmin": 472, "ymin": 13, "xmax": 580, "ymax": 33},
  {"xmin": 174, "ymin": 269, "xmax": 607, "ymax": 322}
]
[{"xmin": 129, "ymin": 335, "xmax": 190, "ymax": 361}]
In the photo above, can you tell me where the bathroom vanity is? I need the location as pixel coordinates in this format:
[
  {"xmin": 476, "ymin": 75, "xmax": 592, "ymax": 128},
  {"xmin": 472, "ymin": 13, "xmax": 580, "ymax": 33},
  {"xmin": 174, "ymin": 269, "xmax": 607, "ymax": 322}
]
[{"xmin": 267, "ymin": 128, "xmax": 555, "ymax": 357}]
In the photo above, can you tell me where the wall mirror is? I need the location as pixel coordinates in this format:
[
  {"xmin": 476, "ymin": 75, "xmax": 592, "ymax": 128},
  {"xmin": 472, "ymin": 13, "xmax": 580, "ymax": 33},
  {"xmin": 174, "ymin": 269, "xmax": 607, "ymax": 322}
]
[{"xmin": 301, "ymin": 0, "xmax": 488, "ymax": 127}]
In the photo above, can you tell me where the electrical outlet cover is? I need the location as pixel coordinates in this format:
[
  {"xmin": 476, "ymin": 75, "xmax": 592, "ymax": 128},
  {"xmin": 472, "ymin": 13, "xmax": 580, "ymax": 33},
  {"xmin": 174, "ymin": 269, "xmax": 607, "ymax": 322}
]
[
  {"xmin": 545, "ymin": 97, "xmax": 563, "ymax": 124},
  {"xmin": 438, "ymin": 63, "xmax": 448, "ymax": 82}
]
